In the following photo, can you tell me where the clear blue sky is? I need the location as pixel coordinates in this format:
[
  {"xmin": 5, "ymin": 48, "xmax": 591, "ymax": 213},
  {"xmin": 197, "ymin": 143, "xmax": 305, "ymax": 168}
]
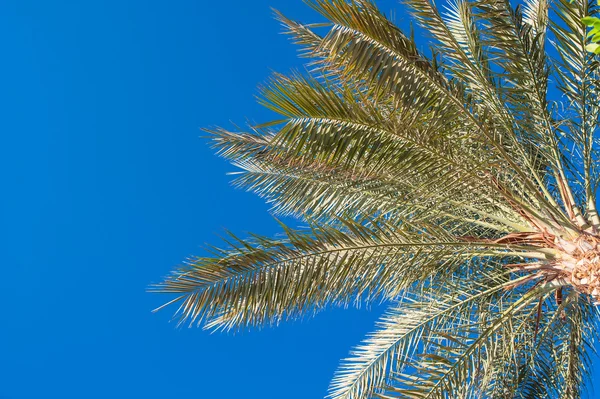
[{"xmin": 1, "ymin": 1, "xmax": 598, "ymax": 398}]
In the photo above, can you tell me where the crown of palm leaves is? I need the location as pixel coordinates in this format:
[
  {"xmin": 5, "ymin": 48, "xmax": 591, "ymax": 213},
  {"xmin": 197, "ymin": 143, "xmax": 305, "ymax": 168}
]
[{"xmin": 152, "ymin": 0, "xmax": 600, "ymax": 397}]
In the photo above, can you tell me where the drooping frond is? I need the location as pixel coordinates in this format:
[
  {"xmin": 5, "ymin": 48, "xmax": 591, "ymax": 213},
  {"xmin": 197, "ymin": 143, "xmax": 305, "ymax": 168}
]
[
  {"xmin": 331, "ymin": 264, "xmax": 560, "ymax": 399},
  {"xmin": 329, "ymin": 263, "xmax": 513, "ymax": 399},
  {"xmin": 480, "ymin": 287, "xmax": 599, "ymax": 399},
  {"xmin": 335, "ymin": 277, "xmax": 599, "ymax": 399}
]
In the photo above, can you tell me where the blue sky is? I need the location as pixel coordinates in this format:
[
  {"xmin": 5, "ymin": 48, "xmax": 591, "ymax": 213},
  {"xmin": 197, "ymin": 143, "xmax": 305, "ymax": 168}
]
[{"xmin": 1, "ymin": 1, "xmax": 598, "ymax": 398}]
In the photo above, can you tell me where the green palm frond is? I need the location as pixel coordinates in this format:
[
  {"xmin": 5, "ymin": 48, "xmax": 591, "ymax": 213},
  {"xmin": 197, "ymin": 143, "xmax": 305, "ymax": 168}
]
[
  {"xmin": 152, "ymin": 0, "xmax": 600, "ymax": 397},
  {"xmin": 152, "ymin": 219, "xmax": 543, "ymax": 330},
  {"xmin": 208, "ymin": 124, "xmax": 528, "ymax": 233},
  {"xmin": 330, "ymin": 264, "xmax": 520, "ymax": 399},
  {"xmin": 551, "ymin": 0, "xmax": 600, "ymax": 228}
]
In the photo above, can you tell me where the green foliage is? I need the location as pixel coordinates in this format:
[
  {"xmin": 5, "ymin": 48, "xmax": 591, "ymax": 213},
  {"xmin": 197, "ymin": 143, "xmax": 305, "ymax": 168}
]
[
  {"xmin": 152, "ymin": 0, "xmax": 600, "ymax": 397},
  {"xmin": 582, "ymin": 15, "xmax": 600, "ymax": 53}
]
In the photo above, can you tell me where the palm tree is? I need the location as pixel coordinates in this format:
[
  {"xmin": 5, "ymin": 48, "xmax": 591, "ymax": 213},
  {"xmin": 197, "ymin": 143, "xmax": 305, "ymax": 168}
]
[{"xmin": 152, "ymin": 0, "xmax": 600, "ymax": 397}]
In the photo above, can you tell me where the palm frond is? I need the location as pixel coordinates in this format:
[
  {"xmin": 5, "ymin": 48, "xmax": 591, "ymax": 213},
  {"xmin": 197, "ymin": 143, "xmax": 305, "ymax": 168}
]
[
  {"xmin": 334, "ymin": 266, "xmax": 556, "ymax": 399},
  {"xmin": 257, "ymin": 72, "xmax": 563, "ymax": 228},
  {"xmin": 152, "ymin": 218, "xmax": 545, "ymax": 330},
  {"xmin": 330, "ymin": 264, "xmax": 524, "ymax": 399},
  {"xmin": 208, "ymin": 126, "xmax": 528, "ymax": 233},
  {"xmin": 551, "ymin": 0, "xmax": 600, "ymax": 229}
]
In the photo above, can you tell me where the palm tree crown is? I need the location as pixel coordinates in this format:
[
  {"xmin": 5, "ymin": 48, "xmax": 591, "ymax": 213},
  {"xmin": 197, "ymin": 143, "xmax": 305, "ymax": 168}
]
[{"xmin": 152, "ymin": 0, "xmax": 600, "ymax": 397}]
